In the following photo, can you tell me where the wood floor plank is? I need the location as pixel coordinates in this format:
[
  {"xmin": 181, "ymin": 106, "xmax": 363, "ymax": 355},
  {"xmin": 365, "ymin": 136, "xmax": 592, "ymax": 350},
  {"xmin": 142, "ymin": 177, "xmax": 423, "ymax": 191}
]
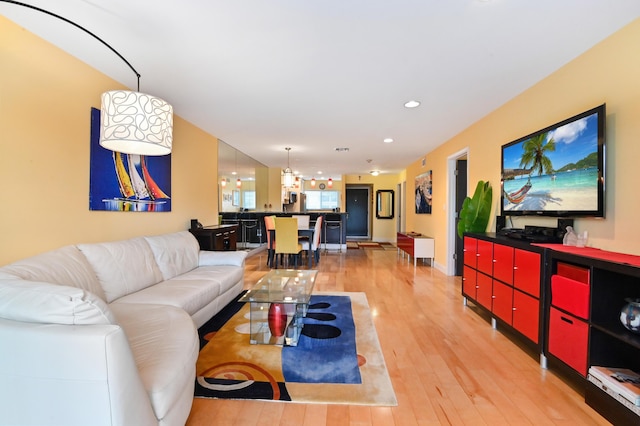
[{"xmin": 186, "ymin": 247, "xmax": 611, "ymax": 425}]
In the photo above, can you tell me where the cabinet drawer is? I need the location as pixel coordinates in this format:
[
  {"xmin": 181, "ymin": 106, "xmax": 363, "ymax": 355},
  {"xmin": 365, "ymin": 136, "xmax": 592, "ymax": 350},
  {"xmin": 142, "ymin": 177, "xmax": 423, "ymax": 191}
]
[
  {"xmin": 513, "ymin": 249, "xmax": 541, "ymax": 297},
  {"xmin": 557, "ymin": 262, "xmax": 590, "ymax": 284},
  {"xmin": 551, "ymin": 275, "xmax": 590, "ymax": 319},
  {"xmin": 548, "ymin": 307, "xmax": 589, "ymax": 376},
  {"xmin": 492, "ymin": 280, "xmax": 513, "ymax": 324},
  {"xmin": 513, "ymin": 290, "xmax": 539, "ymax": 344},
  {"xmin": 462, "ymin": 266, "xmax": 477, "ymax": 299},
  {"xmin": 493, "ymin": 244, "xmax": 514, "ymax": 285}
]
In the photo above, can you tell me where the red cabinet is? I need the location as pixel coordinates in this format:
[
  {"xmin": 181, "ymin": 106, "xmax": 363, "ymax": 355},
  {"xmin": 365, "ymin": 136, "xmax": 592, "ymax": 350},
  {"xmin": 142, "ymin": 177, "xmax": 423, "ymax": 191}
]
[{"xmin": 461, "ymin": 235, "xmax": 543, "ymax": 348}]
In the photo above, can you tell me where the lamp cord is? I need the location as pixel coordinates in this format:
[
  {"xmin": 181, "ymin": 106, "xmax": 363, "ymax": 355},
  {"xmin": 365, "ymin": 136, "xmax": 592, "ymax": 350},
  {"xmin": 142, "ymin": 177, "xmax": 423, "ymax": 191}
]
[{"xmin": 1, "ymin": 0, "xmax": 141, "ymax": 91}]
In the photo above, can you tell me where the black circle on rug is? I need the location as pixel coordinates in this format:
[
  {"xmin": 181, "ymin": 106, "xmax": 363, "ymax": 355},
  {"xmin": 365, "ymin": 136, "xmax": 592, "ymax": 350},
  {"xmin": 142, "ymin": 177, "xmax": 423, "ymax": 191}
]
[
  {"xmin": 306, "ymin": 313, "xmax": 337, "ymax": 321},
  {"xmin": 308, "ymin": 302, "xmax": 331, "ymax": 309},
  {"xmin": 302, "ymin": 324, "xmax": 342, "ymax": 339}
]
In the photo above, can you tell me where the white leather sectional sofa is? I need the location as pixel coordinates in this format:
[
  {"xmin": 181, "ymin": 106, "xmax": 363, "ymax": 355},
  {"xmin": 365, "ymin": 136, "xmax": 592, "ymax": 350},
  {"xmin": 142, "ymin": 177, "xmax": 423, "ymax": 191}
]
[{"xmin": 0, "ymin": 231, "xmax": 247, "ymax": 426}]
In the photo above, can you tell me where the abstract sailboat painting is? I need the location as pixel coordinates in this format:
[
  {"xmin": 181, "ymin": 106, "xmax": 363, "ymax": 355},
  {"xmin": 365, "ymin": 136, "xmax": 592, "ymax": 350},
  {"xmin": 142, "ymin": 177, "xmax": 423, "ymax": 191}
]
[{"xmin": 89, "ymin": 108, "xmax": 172, "ymax": 212}]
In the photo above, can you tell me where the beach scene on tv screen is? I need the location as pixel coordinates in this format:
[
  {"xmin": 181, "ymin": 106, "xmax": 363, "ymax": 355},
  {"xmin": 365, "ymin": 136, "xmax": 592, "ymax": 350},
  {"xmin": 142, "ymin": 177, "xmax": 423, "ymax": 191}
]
[{"xmin": 502, "ymin": 111, "xmax": 599, "ymax": 212}]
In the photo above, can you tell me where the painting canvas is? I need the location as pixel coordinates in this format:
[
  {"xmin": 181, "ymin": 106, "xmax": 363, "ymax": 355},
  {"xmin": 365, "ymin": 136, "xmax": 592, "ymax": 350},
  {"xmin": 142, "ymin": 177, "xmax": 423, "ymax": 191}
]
[
  {"xmin": 89, "ymin": 107, "xmax": 172, "ymax": 212},
  {"xmin": 415, "ymin": 171, "xmax": 432, "ymax": 214}
]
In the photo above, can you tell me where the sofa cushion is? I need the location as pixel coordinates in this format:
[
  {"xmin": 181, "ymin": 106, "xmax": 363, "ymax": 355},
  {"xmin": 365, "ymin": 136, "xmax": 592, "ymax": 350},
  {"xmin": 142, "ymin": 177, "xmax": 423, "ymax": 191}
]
[
  {"xmin": 109, "ymin": 303, "xmax": 198, "ymax": 421},
  {"xmin": 144, "ymin": 231, "xmax": 199, "ymax": 280},
  {"xmin": 77, "ymin": 237, "xmax": 164, "ymax": 303},
  {"xmin": 0, "ymin": 245, "xmax": 107, "ymax": 301},
  {"xmin": 0, "ymin": 280, "xmax": 116, "ymax": 325},
  {"xmin": 112, "ymin": 265, "xmax": 243, "ymax": 316},
  {"xmin": 198, "ymin": 250, "xmax": 247, "ymax": 267}
]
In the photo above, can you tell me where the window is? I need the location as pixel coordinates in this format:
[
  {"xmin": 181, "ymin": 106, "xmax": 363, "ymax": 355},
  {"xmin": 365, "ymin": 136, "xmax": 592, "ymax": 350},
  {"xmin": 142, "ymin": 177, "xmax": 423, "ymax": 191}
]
[
  {"xmin": 243, "ymin": 191, "xmax": 256, "ymax": 209},
  {"xmin": 305, "ymin": 191, "xmax": 339, "ymax": 210}
]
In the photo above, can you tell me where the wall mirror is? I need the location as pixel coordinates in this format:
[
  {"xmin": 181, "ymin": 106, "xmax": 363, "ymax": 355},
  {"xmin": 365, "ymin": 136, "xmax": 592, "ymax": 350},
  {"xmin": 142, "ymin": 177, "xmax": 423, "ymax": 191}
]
[
  {"xmin": 218, "ymin": 140, "xmax": 267, "ymax": 211},
  {"xmin": 376, "ymin": 189, "xmax": 394, "ymax": 219}
]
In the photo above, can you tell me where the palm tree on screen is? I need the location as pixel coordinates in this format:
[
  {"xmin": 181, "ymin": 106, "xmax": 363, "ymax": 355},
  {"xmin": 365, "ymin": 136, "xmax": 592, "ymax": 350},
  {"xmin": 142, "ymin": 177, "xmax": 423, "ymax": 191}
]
[{"xmin": 520, "ymin": 132, "xmax": 556, "ymax": 176}]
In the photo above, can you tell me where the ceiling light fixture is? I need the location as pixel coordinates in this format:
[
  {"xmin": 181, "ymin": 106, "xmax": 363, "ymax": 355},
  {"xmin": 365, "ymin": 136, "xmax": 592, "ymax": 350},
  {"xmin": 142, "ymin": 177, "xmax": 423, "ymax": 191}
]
[
  {"xmin": 283, "ymin": 147, "xmax": 294, "ymax": 188},
  {"xmin": 220, "ymin": 178, "xmax": 227, "ymax": 187},
  {"xmin": 404, "ymin": 100, "xmax": 421, "ymax": 108},
  {"xmin": 310, "ymin": 178, "xmax": 316, "ymax": 187},
  {"xmin": 371, "ymin": 171, "xmax": 380, "ymax": 176},
  {"xmin": 327, "ymin": 178, "xmax": 333, "ymax": 188},
  {"xmin": 2, "ymin": 1, "xmax": 174, "ymax": 156},
  {"xmin": 236, "ymin": 178, "xmax": 242, "ymax": 188},
  {"xmin": 383, "ymin": 138, "xmax": 394, "ymax": 143}
]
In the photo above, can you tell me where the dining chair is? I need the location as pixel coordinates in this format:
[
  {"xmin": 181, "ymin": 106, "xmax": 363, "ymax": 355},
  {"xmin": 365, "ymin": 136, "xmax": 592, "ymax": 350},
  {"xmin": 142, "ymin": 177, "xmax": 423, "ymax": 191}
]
[
  {"xmin": 264, "ymin": 215, "xmax": 276, "ymax": 267},
  {"xmin": 274, "ymin": 217, "xmax": 303, "ymax": 268},
  {"xmin": 301, "ymin": 215, "xmax": 323, "ymax": 266},
  {"xmin": 292, "ymin": 215, "xmax": 310, "ymax": 229}
]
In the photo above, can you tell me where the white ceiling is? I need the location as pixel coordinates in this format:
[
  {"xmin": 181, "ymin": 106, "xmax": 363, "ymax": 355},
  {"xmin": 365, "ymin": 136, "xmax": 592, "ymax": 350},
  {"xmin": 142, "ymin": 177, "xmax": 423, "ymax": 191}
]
[{"xmin": 3, "ymin": 1, "xmax": 640, "ymax": 180}]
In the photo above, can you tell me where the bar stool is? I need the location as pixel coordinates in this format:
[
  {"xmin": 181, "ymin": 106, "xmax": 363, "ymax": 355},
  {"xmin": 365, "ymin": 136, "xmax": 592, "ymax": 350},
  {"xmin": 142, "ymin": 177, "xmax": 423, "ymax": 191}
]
[
  {"xmin": 324, "ymin": 213, "xmax": 343, "ymax": 253},
  {"xmin": 240, "ymin": 215, "xmax": 258, "ymax": 249}
]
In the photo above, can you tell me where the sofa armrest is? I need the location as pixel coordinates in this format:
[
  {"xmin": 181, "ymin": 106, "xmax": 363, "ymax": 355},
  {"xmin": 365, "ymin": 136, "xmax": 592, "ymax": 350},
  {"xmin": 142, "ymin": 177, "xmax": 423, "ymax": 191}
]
[
  {"xmin": 198, "ymin": 250, "xmax": 247, "ymax": 267},
  {"xmin": 0, "ymin": 319, "xmax": 157, "ymax": 426}
]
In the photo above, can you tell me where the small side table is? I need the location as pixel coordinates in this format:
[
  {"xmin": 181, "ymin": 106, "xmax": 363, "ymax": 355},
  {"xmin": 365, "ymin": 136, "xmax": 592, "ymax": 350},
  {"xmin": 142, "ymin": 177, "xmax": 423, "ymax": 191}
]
[{"xmin": 189, "ymin": 224, "xmax": 238, "ymax": 251}]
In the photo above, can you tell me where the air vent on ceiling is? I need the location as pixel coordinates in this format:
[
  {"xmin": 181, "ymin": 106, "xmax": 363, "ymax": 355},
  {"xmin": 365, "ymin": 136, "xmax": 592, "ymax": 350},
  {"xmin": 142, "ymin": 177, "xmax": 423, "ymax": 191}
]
[{"xmin": 334, "ymin": 147, "xmax": 350, "ymax": 152}]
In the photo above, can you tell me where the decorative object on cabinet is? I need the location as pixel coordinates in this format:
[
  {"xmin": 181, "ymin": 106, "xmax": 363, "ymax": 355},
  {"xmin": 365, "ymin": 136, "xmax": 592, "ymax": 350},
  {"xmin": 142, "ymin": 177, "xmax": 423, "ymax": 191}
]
[
  {"xmin": 457, "ymin": 181, "xmax": 492, "ymax": 238},
  {"xmin": 620, "ymin": 298, "xmax": 640, "ymax": 333}
]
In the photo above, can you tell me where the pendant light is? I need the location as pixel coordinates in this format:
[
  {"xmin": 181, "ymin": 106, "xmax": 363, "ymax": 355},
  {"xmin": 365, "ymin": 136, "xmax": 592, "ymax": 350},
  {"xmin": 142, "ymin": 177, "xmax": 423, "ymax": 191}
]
[
  {"xmin": 283, "ymin": 147, "xmax": 294, "ymax": 188},
  {"xmin": 2, "ymin": 1, "xmax": 173, "ymax": 156}
]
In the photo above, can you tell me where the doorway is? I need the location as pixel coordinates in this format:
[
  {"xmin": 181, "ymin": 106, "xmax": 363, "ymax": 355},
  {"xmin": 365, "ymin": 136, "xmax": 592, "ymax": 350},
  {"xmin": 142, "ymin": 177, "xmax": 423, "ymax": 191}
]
[
  {"xmin": 447, "ymin": 149, "xmax": 469, "ymax": 276},
  {"xmin": 345, "ymin": 185, "xmax": 371, "ymax": 239}
]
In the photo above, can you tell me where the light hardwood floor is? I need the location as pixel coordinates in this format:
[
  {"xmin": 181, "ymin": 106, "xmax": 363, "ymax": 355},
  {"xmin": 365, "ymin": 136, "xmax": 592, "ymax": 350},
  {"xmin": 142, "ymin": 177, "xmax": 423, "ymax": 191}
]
[{"xmin": 186, "ymin": 246, "xmax": 610, "ymax": 425}]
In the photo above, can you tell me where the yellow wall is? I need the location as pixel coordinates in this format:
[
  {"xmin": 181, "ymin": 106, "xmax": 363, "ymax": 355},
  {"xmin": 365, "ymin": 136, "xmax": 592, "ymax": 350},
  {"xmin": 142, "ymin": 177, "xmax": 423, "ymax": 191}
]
[
  {"xmin": 405, "ymin": 18, "xmax": 640, "ymax": 269},
  {"xmin": 344, "ymin": 174, "xmax": 400, "ymax": 242},
  {"xmin": 0, "ymin": 16, "xmax": 219, "ymax": 264}
]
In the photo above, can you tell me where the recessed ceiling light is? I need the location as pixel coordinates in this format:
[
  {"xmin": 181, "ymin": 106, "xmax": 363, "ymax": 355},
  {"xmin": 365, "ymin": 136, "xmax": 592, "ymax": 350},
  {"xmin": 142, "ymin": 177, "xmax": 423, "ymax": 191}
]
[
  {"xmin": 370, "ymin": 171, "xmax": 380, "ymax": 176},
  {"xmin": 404, "ymin": 100, "xmax": 421, "ymax": 108},
  {"xmin": 383, "ymin": 138, "xmax": 394, "ymax": 143}
]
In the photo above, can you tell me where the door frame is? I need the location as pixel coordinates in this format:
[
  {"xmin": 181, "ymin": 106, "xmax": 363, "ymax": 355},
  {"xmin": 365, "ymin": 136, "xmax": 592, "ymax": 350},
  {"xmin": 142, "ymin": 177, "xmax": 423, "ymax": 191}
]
[
  {"xmin": 447, "ymin": 148, "xmax": 469, "ymax": 276},
  {"xmin": 345, "ymin": 184, "xmax": 372, "ymax": 240}
]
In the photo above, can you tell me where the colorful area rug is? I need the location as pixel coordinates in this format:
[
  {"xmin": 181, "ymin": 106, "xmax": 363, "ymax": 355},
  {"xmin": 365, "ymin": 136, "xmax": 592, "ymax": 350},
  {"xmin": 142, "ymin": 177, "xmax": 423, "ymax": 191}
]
[{"xmin": 194, "ymin": 292, "xmax": 397, "ymax": 406}]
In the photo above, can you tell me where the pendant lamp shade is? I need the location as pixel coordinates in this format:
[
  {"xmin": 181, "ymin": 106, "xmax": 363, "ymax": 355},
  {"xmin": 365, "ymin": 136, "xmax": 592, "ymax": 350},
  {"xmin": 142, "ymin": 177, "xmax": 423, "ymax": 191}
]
[
  {"xmin": 283, "ymin": 147, "xmax": 294, "ymax": 188},
  {"xmin": 100, "ymin": 90, "xmax": 173, "ymax": 156}
]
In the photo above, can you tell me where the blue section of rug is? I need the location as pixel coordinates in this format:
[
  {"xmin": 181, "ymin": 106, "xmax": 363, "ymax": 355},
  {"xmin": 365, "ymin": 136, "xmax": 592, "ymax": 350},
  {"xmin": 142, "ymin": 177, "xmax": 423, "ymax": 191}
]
[{"xmin": 282, "ymin": 295, "xmax": 361, "ymax": 384}]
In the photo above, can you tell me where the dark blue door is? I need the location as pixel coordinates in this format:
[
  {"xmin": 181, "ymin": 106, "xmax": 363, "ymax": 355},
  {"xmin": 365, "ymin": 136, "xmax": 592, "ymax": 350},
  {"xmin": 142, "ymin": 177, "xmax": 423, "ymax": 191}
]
[{"xmin": 346, "ymin": 187, "xmax": 369, "ymax": 238}]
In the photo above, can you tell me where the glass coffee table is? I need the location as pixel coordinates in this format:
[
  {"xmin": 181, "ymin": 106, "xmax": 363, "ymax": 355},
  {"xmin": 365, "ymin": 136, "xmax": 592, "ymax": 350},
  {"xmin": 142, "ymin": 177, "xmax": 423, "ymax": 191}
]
[{"xmin": 239, "ymin": 269, "xmax": 317, "ymax": 346}]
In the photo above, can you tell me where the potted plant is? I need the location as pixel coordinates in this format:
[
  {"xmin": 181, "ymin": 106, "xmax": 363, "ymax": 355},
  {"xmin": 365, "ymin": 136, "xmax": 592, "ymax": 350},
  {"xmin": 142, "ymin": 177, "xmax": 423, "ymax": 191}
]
[{"xmin": 457, "ymin": 180, "xmax": 493, "ymax": 238}]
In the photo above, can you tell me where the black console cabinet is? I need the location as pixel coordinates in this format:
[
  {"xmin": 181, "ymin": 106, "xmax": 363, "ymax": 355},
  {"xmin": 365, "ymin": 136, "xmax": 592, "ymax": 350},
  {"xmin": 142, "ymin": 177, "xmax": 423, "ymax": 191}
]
[{"xmin": 189, "ymin": 224, "xmax": 238, "ymax": 251}]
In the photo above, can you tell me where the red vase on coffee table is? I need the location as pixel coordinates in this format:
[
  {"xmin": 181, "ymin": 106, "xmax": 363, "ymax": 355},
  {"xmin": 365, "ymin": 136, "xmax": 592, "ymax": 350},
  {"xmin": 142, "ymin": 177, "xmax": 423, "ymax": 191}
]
[{"xmin": 268, "ymin": 303, "xmax": 287, "ymax": 337}]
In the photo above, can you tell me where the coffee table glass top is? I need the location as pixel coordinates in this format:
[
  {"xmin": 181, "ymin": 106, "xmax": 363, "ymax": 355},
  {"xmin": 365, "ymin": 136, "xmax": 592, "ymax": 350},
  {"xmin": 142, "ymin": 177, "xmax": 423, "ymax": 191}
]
[{"xmin": 240, "ymin": 269, "xmax": 317, "ymax": 304}]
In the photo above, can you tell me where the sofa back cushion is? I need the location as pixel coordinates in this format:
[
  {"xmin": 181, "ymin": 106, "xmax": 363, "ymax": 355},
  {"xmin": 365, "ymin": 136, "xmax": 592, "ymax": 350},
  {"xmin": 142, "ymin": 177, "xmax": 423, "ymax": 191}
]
[
  {"xmin": 0, "ymin": 245, "xmax": 107, "ymax": 301},
  {"xmin": 0, "ymin": 279, "xmax": 116, "ymax": 325},
  {"xmin": 144, "ymin": 231, "xmax": 199, "ymax": 280},
  {"xmin": 77, "ymin": 237, "xmax": 164, "ymax": 303}
]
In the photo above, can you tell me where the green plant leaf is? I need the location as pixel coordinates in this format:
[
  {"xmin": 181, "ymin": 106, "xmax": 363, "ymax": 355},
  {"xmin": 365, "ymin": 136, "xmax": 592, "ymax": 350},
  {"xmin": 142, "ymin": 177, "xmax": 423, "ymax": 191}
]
[{"xmin": 457, "ymin": 180, "xmax": 493, "ymax": 238}]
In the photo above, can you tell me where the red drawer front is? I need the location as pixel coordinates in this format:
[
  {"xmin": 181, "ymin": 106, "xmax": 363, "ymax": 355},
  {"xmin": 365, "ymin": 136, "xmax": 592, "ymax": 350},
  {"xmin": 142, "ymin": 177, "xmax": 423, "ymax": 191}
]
[
  {"xmin": 477, "ymin": 240, "xmax": 493, "ymax": 275},
  {"xmin": 557, "ymin": 262, "xmax": 590, "ymax": 284},
  {"xmin": 513, "ymin": 290, "xmax": 539, "ymax": 344},
  {"xmin": 476, "ymin": 273, "xmax": 493, "ymax": 310},
  {"xmin": 463, "ymin": 237, "xmax": 477, "ymax": 268},
  {"xmin": 548, "ymin": 307, "xmax": 589, "ymax": 376},
  {"xmin": 551, "ymin": 275, "xmax": 590, "ymax": 319},
  {"xmin": 513, "ymin": 249, "xmax": 541, "ymax": 297},
  {"xmin": 462, "ymin": 266, "xmax": 477, "ymax": 299},
  {"xmin": 492, "ymin": 244, "xmax": 514, "ymax": 285},
  {"xmin": 492, "ymin": 280, "xmax": 513, "ymax": 324}
]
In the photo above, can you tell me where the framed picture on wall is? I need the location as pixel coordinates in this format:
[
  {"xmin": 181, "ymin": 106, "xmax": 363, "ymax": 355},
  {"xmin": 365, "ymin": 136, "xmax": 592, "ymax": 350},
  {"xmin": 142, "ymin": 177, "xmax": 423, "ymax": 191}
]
[{"xmin": 415, "ymin": 171, "xmax": 432, "ymax": 214}]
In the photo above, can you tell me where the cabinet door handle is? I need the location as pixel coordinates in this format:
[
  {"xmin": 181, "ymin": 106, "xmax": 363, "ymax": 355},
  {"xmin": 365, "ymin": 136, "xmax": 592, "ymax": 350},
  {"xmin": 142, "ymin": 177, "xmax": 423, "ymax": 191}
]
[
  {"xmin": 492, "ymin": 295, "xmax": 496, "ymax": 299},
  {"xmin": 513, "ymin": 266, "xmax": 518, "ymax": 270},
  {"xmin": 560, "ymin": 316, "xmax": 574, "ymax": 325},
  {"xmin": 512, "ymin": 307, "xmax": 517, "ymax": 311},
  {"xmin": 493, "ymin": 259, "xmax": 497, "ymax": 263}
]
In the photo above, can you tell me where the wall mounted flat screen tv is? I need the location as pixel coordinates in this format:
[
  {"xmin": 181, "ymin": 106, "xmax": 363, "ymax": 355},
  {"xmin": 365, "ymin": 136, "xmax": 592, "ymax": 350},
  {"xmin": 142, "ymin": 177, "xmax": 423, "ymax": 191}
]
[{"xmin": 501, "ymin": 104, "xmax": 605, "ymax": 218}]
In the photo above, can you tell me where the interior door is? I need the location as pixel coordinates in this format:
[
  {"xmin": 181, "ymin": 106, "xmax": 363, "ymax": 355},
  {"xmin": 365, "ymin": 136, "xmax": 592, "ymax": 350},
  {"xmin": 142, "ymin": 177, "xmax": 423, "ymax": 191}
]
[
  {"xmin": 346, "ymin": 186, "xmax": 370, "ymax": 238},
  {"xmin": 454, "ymin": 159, "xmax": 467, "ymax": 275}
]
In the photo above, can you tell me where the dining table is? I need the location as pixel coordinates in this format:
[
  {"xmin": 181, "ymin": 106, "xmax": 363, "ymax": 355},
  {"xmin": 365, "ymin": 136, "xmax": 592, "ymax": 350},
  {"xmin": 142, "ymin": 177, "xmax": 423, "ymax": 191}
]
[{"xmin": 268, "ymin": 228, "xmax": 315, "ymax": 269}]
